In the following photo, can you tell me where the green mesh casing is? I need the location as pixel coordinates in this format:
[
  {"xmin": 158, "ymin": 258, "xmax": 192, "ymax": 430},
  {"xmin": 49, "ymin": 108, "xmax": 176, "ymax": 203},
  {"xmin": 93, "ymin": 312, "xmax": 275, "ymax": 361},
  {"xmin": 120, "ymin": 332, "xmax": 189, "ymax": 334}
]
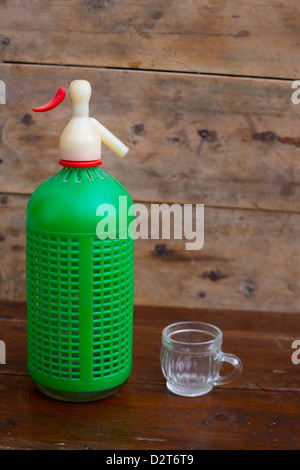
[{"xmin": 26, "ymin": 165, "xmax": 134, "ymax": 393}]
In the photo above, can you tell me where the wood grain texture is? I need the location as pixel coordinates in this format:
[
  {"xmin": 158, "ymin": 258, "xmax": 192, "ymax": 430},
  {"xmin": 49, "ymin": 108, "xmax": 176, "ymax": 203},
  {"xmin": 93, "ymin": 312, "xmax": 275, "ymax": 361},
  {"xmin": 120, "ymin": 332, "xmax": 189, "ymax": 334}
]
[
  {"xmin": 1, "ymin": 0, "xmax": 300, "ymax": 79},
  {"xmin": 1, "ymin": 302, "xmax": 299, "ymax": 392},
  {"xmin": 1, "ymin": 64, "xmax": 300, "ymax": 212},
  {"xmin": 0, "ymin": 301, "xmax": 300, "ymax": 450},
  {"xmin": 1, "ymin": 375, "xmax": 300, "ymax": 450},
  {"xmin": 2, "ymin": 374, "xmax": 300, "ymax": 450},
  {"xmin": 1, "ymin": 194, "xmax": 300, "ymax": 312}
]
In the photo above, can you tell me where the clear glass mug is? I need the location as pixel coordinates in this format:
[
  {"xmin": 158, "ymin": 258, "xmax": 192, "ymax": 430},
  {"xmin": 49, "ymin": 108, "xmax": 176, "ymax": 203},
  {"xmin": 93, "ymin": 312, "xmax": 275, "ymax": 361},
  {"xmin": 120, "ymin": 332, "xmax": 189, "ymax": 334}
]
[{"xmin": 160, "ymin": 321, "xmax": 242, "ymax": 397}]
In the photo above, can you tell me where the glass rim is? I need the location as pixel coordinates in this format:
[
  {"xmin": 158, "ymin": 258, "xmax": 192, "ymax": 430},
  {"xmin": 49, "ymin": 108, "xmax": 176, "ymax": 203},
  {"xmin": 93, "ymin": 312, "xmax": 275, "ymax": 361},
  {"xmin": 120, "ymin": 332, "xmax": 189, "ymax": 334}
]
[{"xmin": 162, "ymin": 321, "xmax": 223, "ymax": 347}]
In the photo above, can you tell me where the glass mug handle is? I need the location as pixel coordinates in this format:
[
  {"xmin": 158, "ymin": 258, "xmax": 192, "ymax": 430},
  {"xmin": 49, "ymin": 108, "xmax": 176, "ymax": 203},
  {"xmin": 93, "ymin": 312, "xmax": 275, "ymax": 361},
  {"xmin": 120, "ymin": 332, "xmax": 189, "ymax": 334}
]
[{"xmin": 214, "ymin": 353, "xmax": 243, "ymax": 386}]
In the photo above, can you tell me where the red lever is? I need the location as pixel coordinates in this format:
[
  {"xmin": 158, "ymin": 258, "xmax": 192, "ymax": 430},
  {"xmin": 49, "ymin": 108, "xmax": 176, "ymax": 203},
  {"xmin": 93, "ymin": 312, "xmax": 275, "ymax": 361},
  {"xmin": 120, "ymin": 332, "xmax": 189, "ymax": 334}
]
[{"xmin": 32, "ymin": 87, "xmax": 66, "ymax": 112}]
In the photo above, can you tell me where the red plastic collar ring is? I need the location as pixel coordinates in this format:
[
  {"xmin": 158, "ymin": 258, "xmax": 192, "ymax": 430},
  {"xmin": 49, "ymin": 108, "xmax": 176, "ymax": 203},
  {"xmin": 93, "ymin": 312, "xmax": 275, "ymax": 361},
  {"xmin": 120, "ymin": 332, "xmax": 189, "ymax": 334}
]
[{"xmin": 59, "ymin": 159, "xmax": 103, "ymax": 167}]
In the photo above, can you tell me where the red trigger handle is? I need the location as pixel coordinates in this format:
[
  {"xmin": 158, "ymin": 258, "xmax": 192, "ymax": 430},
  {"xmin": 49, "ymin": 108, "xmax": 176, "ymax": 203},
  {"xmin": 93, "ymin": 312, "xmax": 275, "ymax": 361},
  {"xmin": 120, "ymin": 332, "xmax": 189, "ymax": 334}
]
[{"xmin": 32, "ymin": 87, "xmax": 66, "ymax": 112}]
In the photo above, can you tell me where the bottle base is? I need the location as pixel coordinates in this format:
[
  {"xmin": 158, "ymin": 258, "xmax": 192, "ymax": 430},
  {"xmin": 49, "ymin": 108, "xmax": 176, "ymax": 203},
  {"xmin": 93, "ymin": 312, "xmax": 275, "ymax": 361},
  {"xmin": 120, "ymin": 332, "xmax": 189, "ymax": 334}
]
[
  {"xmin": 35, "ymin": 382, "xmax": 125, "ymax": 402},
  {"xmin": 166, "ymin": 381, "xmax": 213, "ymax": 397}
]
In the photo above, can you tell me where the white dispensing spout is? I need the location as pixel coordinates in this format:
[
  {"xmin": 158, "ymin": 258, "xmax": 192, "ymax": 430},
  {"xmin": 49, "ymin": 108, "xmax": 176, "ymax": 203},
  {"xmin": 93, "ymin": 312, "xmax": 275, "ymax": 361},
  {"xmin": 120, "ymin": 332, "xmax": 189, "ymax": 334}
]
[
  {"xmin": 90, "ymin": 118, "xmax": 129, "ymax": 158},
  {"xmin": 32, "ymin": 79, "xmax": 129, "ymax": 162}
]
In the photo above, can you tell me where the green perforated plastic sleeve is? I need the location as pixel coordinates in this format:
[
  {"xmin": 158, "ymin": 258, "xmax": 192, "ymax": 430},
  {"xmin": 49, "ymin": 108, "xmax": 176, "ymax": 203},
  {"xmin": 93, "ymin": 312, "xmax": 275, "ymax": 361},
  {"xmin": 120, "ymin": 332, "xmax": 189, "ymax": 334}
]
[{"xmin": 26, "ymin": 228, "xmax": 134, "ymax": 393}]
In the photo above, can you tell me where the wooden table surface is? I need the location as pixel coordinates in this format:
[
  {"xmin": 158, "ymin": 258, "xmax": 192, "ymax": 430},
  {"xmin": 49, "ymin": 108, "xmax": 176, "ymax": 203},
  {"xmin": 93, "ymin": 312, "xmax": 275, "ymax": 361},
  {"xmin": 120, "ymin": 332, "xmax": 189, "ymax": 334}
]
[{"xmin": 0, "ymin": 300, "xmax": 300, "ymax": 450}]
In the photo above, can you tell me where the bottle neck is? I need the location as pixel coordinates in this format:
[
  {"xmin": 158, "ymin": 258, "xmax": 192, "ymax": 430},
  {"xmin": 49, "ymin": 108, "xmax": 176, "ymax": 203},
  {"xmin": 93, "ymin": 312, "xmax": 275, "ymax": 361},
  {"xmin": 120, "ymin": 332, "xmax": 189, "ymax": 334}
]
[{"xmin": 72, "ymin": 102, "xmax": 89, "ymax": 117}]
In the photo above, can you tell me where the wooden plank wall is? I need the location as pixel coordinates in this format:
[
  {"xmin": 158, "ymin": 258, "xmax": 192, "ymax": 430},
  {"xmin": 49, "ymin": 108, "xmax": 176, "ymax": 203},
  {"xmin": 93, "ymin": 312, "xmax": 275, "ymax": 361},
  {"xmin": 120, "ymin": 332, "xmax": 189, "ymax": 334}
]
[{"xmin": 1, "ymin": 0, "xmax": 300, "ymax": 313}]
